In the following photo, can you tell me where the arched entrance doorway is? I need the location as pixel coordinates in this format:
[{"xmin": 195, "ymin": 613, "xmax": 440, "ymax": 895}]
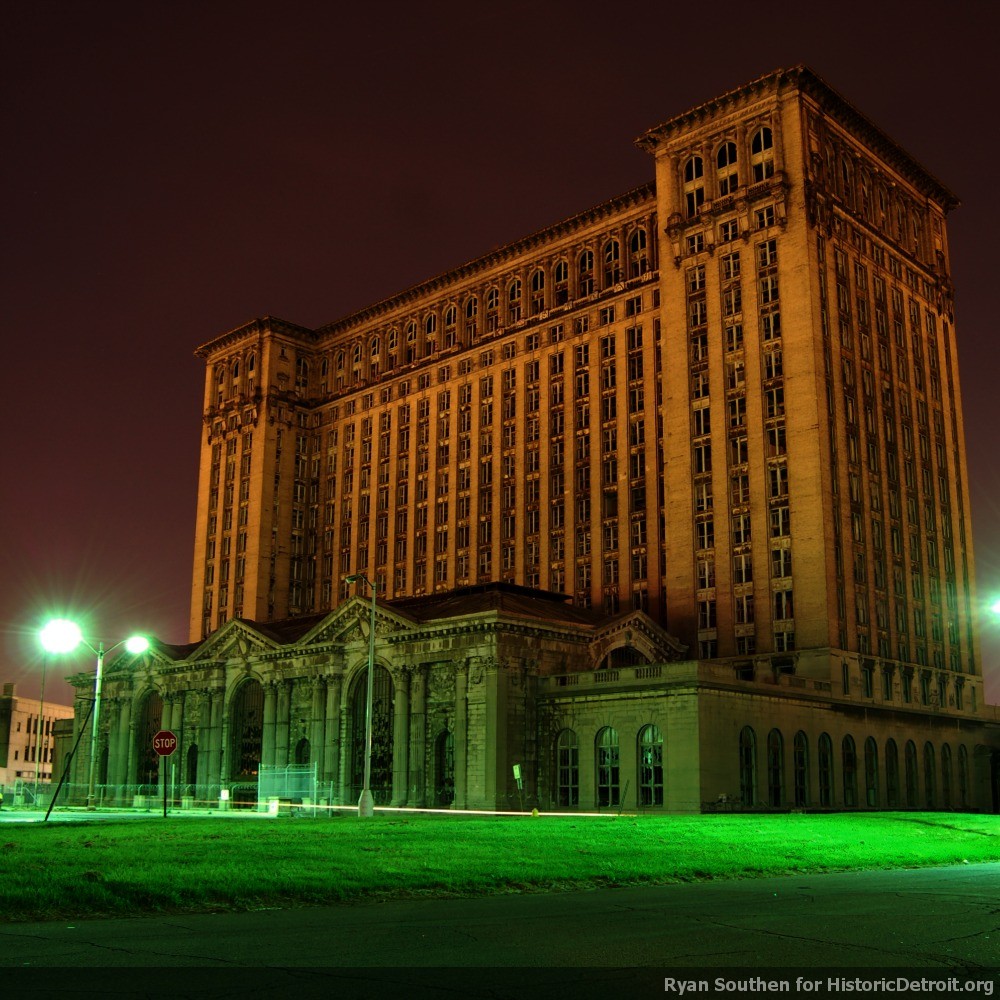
[
  {"xmin": 434, "ymin": 730, "xmax": 455, "ymax": 807},
  {"xmin": 228, "ymin": 680, "xmax": 263, "ymax": 807},
  {"xmin": 134, "ymin": 692, "xmax": 163, "ymax": 789},
  {"xmin": 349, "ymin": 665, "xmax": 394, "ymax": 804}
]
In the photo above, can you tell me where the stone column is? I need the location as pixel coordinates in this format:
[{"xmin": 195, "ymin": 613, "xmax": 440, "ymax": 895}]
[
  {"xmin": 210, "ymin": 688, "xmax": 224, "ymax": 789},
  {"xmin": 391, "ymin": 668, "xmax": 410, "ymax": 806},
  {"xmin": 158, "ymin": 694, "xmax": 173, "ymax": 803},
  {"xmin": 276, "ymin": 681, "xmax": 291, "ymax": 767},
  {"xmin": 197, "ymin": 689, "xmax": 211, "ymax": 795},
  {"xmin": 262, "ymin": 681, "xmax": 277, "ymax": 768},
  {"xmin": 309, "ymin": 677, "xmax": 326, "ymax": 775},
  {"xmin": 408, "ymin": 665, "xmax": 428, "ymax": 807},
  {"xmin": 115, "ymin": 697, "xmax": 132, "ymax": 794},
  {"xmin": 168, "ymin": 691, "xmax": 185, "ymax": 802},
  {"xmin": 324, "ymin": 672, "xmax": 343, "ymax": 800},
  {"xmin": 337, "ymin": 691, "xmax": 350, "ymax": 805},
  {"xmin": 454, "ymin": 662, "xmax": 468, "ymax": 809}
]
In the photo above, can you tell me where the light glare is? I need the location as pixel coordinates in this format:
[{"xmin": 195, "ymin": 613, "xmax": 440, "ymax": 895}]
[
  {"xmin": 40, "ymin": 618, "xmax": 83, "ymax": 654},
  {"xmin": 125, "ymin": 635, "xmax": 149, "ymax": 654}
]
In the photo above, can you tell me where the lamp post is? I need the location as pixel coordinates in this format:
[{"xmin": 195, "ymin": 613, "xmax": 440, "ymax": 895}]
[
  {"xmin": 345, "ymin": 574, "xmax": 377, "ymax": 818},
  {"xmin": 39, "ymin": 619, "xmax": 149, "ymax": 809},
  {"xmin": 32, "ymin": 653, "xmax": 48, "ymax": 807}
]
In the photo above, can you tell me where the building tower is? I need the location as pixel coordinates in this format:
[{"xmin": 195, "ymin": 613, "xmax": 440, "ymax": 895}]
[{"xmin": 189, "ymin": 66, "xmax": 980, "ymax": 708}]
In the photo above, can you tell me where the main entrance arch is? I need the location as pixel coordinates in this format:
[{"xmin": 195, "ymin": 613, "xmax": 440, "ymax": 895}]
[{"xmin": 349, "ymin": 665, "xmax": 395, "ymax": 804}]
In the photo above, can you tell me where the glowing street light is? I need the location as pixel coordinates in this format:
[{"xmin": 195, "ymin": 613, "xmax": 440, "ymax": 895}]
[
  {"xmin": 345, "ymin": 574, "xmax": 377, "ymax": 818},
  {"xmin": 39, "ymin": 618, "xmax": 149, "ymax": 809}
]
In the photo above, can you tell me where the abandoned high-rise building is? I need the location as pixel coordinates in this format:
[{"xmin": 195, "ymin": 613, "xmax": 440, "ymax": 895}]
[{"xmin": 68, "ymin": 66, "xmax": 1000, "ymax": 812}]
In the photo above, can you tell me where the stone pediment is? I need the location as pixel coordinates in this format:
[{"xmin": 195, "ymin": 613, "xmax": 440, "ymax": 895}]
[
  {"xmin": 195, "ymin": 620, "xmax": 277, "ymax": 661},
  {"xmin": 592, "ymin": 611, "xmax": 688, "ymax": 664},
  {"xmin": 301, "ymin": 597, "xmax": 412, "ymax": 647}
]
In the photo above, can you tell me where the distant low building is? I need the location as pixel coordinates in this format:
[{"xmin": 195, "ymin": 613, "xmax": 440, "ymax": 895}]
[{"xmin": 0, "ymin": 683, "xmax": 75, "ymax": 794}]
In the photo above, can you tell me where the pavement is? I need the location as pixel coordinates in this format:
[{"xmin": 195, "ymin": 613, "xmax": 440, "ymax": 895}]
[{"xmin": 1, "ymin": 862, "xmax": 998, "ymax": 998}]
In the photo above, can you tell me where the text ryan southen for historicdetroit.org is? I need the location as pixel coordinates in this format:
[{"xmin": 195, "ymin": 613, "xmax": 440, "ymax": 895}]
[{"xmin": 663, "ymin": 978, "xmax": 995, "ymax": 996}]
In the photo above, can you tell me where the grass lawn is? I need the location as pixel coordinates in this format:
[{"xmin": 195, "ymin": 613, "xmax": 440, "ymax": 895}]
[{"xmin": 1, "ymin": 811, "xmax": 997, "ymax": 923}]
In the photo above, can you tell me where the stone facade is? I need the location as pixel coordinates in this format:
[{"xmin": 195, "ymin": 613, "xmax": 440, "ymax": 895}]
[{"xmin": 64, "ymin": 66, "xmax": 1000, "ymax": 812}]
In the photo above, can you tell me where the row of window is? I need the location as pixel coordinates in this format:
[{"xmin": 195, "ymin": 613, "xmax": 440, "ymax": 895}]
[
  {"xmin": 681, "ymin": 126, "xmax": 775, "ymax": 217},
  {"xmin": 738, "ymin": 726, "xmax": 969, "ymax": 810}
]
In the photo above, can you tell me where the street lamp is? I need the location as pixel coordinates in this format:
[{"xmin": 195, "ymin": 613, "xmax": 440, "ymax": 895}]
[
  {"xmin": 39, "ymin": 618, "xmax": 149, "ymax": 809},
  {"xmin": 32, "ymin": 651, "xmax": 48, "ymax": 807},
  {"xmin": 345, "ymin": 574, "xmax": 377, "ymax": 818}
]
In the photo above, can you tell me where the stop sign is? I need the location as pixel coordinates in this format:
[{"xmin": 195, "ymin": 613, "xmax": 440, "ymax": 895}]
[{"xmin": 152, "ymin": 730, "xmax": 178, "ymax": 756}]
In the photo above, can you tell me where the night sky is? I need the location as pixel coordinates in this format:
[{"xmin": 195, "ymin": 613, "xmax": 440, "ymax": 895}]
[{"xmin": 3, "ymin": 2, "xmax": 998, "ymax": 707}]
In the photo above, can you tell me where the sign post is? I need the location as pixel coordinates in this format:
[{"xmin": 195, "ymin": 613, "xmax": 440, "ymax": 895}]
[{"xmin": 153, "ymin": 730, "xmax": 177, "ymax": 818}]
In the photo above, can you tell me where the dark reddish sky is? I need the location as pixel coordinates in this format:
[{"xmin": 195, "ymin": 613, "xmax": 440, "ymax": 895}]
[{"xmin": 3, "ymin": 2, "xmax": 998, "ymax": 706}]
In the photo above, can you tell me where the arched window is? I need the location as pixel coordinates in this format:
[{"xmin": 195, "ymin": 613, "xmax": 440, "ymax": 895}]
[
  {"xmin": 443, "ymin": 305, "xmax": 457, "ymax": 347},
  {"xmin": 859, "ymin": 168, "xmax": 872, "ymax": 220},
  {"xmin": 793, "ymin": 731, "xmax": 809, "ymax": 807},
  {"xmin": 486, "ymin": 287, "xmax": 499, "ymax": 332},
  {"xmin": 638, "ymin": 724, "xmax": 663, "ymax": 807},
  {"xmin": 840, "ymin": 158, "xmax": 854, "ymax": 209},
  {"xmin": 603, "ymin": 239, "xmax": 621, "ymax": 287},
  {"xmin": 424, "ymin": 313, "xmax": 437, "ymax": 356},
  {"xmin": 405, "ymin": 321, "xmax": 417, "ymax": 363},
  {"xmin": 295, "ymin": 357, "xmax": 309, "ymax": 392},
  {"xmin": 350, "ymin": 664, "xmax": 395, "ymax": 805},
  {"xmin": 352, "ymin": 343, "xmax": 363, "ymax": 367},
  {"xmin": 904, "ymin": 740, "xmax": 919, "ymax": 807},
  {"xmin": 751, "ymin": 127, "xmax": 774, "ymax": 183},
  {"xmin": 232, "ymin": 359, "xmax": 240, "ymax": 382},
  {"xmin": 294, "ymin": 738, "xmax": 310, "ymax": 765},
  {"xmin": 553, "ymin": 260, "xmax": 569, "ymax": 304},
  {"xmin": 818, "ymin": 732, "xmax": 834, "ymax": 807},
  {"xmin": 842, "ymin": 735, "xmax": 858, "ymax": 807},
  {"xmin": 247, "ymin": 353, "xmax": 255, "ymax": 375},
  {"xmin": 767, "ymin": 728, "xmax": 784, "ymax": 807},
  {"xmin": 958, "ymin": 745, "xmax": 969, "ymax": 808},
  {"xmin": 507, "ymin": 279, "xmax": 522, "ymax": 324},
  {"xmin": 864, "ymin": 737, "xmax": 879, "ymax": 807},
  {"xmin": 628, "ymin": 229, "xmax": 648, "ymax": 278},
  {"xmin": 683, "ymin": 156, "xmax": 704, "ymax": 217},
  {"xmin": 941, "ymin": 744, "xmax": 953, "ymax": 809},
  {"xmin": 578, "ymin": 250, "xmax": 595, "ymax": 296},
  {"xmin": 739, "ymin": 725, "xmax": 757, "ymax": 805},
  {"xmin": 877, "ymin": 185, "xmax": 888, "ymax": 228},
  {"xmin": 595, "ymin": 727, "xmax": 620, "ymax": 807},
  {"xmin": 135, "ymin": 691, "xmax": 164, "ymax": 787},
  {"xmin": 369, "ymin": 337, "xmax": 380, "ymax": 379},
  {"xmin": 464, "ymin": 295, "xmax": 478, "ymax": 339},
  {"xmin": 885, "ymin": 738, "xmax": 900, "ymax": 807},
  {"xmin": 716, "ymin": 141, "xmax": 738, "ymax": 195},
  {"xmin": 528, "ymin": 269, "xmax": 545, "ymax": 316},
  {"xmin": 229, "ymin": 680, "xmax": 263, "ymax": 783},
  {"xmin": 556, "ymin": 729, "xmax": 579, "ymax": 807},
  {"xmin": 923, "ymin": 742, "xmax": 936, "ymax": 808},
  {"xmin": 435, "ymin": 730, "xmax": 455, "ymax": 806}
]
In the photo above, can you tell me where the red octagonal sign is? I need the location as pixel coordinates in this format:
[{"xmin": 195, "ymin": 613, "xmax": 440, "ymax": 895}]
[{"xmin": 152, "ymin": 730, "xmax": 178, "ymax": 756}]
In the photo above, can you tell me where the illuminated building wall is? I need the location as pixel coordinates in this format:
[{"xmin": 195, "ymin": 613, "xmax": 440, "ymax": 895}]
[{"xmin": 102, "ymin": 65, "xmax": 994, "ymax": 814}]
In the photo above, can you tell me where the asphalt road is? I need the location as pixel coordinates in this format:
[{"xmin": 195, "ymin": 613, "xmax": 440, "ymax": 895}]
[{"xmin": 2, "ymin": 863, "xmax": 998, "ymax": 998}]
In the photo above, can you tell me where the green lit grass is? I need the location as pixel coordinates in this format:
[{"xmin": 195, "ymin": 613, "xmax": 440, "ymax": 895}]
[{"xmin": 1, "ymin": 811, "xmax": 997, "ymax": 922}]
